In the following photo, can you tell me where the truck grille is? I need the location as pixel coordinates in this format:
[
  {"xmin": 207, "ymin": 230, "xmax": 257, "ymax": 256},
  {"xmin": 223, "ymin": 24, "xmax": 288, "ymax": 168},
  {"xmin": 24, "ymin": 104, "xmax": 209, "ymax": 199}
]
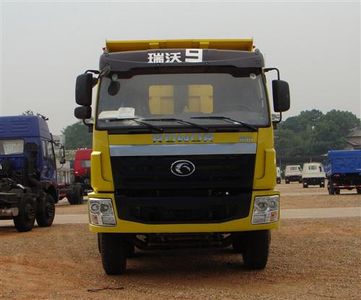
[{"xmin": 111, "ymin": 154, "xmax": 255, "ymax": 223}]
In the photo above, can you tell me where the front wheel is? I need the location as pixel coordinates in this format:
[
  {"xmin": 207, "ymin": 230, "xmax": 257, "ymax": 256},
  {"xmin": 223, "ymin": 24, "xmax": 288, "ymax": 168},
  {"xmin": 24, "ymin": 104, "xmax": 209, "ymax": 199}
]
[
  {"xmin": 242, "ymin": 230, "xmax": 270, "ymax": 270},
  {"xmin": 100, "ymin": 233, "xmax": 128, "ymax": 275},
  {"xmin": 14, "ymin": 193, "xmax": 36, "ymax": 232},
  {"xmin": 328, "ymin": 180, "xmax": 335, "ymax": 195}
]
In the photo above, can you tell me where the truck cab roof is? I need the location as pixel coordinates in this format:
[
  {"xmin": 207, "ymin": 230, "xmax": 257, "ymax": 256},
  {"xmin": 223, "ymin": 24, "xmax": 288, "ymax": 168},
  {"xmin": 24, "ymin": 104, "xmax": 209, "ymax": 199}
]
[
  {"xmin": 0, "ymin": 115, "xmax": 51, "ymax": 140},
  {"xmin": 100, "ymin": 38, "xmax": 264, "ymax": 72}
]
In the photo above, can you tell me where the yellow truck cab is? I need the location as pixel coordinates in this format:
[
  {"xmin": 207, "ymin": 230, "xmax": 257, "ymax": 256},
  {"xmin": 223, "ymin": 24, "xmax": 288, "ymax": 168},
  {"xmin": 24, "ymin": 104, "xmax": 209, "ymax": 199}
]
[{"xmin": 74, "ymin": 39, "xmax": 290, "ymax": 275}]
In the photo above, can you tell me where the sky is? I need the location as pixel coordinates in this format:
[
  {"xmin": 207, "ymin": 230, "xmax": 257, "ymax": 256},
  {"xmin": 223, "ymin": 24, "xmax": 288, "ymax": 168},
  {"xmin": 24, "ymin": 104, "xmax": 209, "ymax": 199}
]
[{"xmin": 0, "ymin": 0, "xmax": 360, "ymax": 134}]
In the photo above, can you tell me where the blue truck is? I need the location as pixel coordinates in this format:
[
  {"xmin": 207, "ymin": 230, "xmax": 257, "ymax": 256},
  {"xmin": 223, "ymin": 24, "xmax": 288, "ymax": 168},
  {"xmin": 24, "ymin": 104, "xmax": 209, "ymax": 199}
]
[
  {"xmin": 324, "ymin": 150, "xmax": 361, "ymax": 195},
  {"xmin": 0, "ymin": 115, "xmax": 82, "ymax": 232}
]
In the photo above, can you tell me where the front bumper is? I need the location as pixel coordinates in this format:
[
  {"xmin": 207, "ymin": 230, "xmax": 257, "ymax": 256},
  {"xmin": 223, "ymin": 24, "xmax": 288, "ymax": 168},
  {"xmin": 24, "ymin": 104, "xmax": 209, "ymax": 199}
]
[
  {"xmin": 303, "ymin": 177, "xmax": 325, "ymax": 185},
  {"xmin": 88, "ymin": 190, "xmax": 280, "ymax": 233},
  {"xmin": 0, "ymin": 192, "xmax": 19, "ymax": 218}
]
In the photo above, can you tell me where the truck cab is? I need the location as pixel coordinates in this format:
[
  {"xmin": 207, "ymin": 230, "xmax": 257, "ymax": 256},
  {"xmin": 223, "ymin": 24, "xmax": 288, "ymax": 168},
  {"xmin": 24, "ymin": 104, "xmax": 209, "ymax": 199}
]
[
  {"xmin": 73, "ymin": 148, "xmax": 92, "ymax": 192},
  {"xmin": 74, "ymin": 39, "xmax": 290, "ymax": 274},
  {"xmin": 0, "ymin": 115, "xmax": 60, "ymax": 231},
  {"xmin": 284, "ymin": 164, "xmax": 302, "ymax": 184}
]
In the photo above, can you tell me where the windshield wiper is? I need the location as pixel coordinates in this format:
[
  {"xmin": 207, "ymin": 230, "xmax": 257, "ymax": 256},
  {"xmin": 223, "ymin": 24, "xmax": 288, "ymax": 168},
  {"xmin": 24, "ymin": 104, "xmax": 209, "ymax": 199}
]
[
  {"xmin": 190, "ymin": 116, "xmax": 257, "ymax": 131},
  {"xmin": 104, "ymin": 118, "xmax": 164, "ymax": 132},
  {"xmin": 143, "ymin": 118, "xmax": 209, "ymax": 132}
]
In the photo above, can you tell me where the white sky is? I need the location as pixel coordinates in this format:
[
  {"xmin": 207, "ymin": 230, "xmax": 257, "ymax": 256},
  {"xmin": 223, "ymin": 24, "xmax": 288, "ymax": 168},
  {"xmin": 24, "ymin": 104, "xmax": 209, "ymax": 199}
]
[{"xmin": 0, "ymin": 0, "xmax": 360, "ymax": 134}]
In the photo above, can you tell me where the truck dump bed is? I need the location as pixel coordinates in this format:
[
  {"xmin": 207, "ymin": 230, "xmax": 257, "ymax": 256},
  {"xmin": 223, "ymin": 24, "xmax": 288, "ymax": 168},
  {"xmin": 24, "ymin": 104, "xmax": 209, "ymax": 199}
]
[
  {"xmin": 105, "ymin": 39, "xmax": 254, "ymax": 52},
  {"xmin": 325, "ymin": 150, "xmax": 361, "ymax": 176}
]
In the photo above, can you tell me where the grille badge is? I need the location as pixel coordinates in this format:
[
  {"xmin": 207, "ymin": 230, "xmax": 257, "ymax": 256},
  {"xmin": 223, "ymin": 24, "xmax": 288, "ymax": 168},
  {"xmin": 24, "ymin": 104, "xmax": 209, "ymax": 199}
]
[{"xmin": 170, "ymin": 160, "xmax": 195, "ymax": 177}]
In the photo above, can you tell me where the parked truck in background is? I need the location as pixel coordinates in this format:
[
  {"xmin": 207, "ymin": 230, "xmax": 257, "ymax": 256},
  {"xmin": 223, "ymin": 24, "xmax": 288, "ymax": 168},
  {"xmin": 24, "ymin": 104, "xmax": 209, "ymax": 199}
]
[
  {"xmin": 301, "ymin": 162, "xmax": 325, "ymax": 188},
  {"xmin": 325, "ymin": 150, "xmax": 361, "ymax": 195},
  {"xmin": 0, "ymin": 115, "xmax": 63, "ymax": 232},
  {"xmin": 74, "ymin": 39, "xmax": 290, "ymax": 274},
  {"xmin": 276, "ymin": 167, "xmax": 282, "ymax": 184},
  {"xmin": 73, "ymin": 148, "xmax": 92, "ymax": 196},
  {"xmin": 284, "ymin": 165, "xmax": 302, "ymax": 184}
]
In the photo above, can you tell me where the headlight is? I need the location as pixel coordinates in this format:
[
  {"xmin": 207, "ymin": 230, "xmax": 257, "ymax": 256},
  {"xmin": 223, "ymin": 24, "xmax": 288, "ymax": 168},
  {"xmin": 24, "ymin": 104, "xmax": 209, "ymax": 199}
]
[
  {"xmin": 252, "ymin": 195, "xmax": 279, "ymax": 224},
  {"xmin": 88, "ymin": 198, "xmax": 116, "ymax": 226}
]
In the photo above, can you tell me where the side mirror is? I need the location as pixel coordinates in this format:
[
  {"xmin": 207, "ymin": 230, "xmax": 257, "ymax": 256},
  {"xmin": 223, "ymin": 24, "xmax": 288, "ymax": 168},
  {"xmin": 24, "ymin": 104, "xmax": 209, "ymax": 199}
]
[
  {"xmin": 272, "ymin": 80, "xmax": 290, "ymax": 112},
  {"xmin": 74, "ymin": 106, "xmax": 92, "ymax": 119},
  {"xmin": 75, "ymin": 73, "xmax": 94, "ymax": 106}
]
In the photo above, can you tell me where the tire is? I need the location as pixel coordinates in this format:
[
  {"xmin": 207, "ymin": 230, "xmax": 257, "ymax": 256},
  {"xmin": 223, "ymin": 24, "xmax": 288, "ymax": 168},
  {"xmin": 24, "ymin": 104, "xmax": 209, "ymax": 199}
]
[
  {"xmin": 100, "ymin": 233, "xmax": 127, "ymax": 275},
  {"xmin": 335, "ymin": 189, "xmax": 340, "ymax": 195},
  {"xmin": 303, "ymin": 182, "xmax": 308, "ymax": 188},
  {"xmin": 13, "ymin": 193, "xmax": 36, "ymax": 232},
  {"xmin": 357, "ymin": 188, "xmax": 361, "ymax": 195},
  {"xmin": 328, "ymin": 180, "xmax": 335, "ymax": 195},
  {"xmin": 36, "ymin": 193, "xmax": 55, "ymax": 227},
  {"xmin": 66, "ymin": 184, "xmax": 83, "ymax": 205},
  {"xmin": 328, "ymin": 185, "xmax": 334, "ymax": 195},
  {"xmin": 242, "ymin": 230, "xmax": 270, "ymax": 270},
  {"xmin": 285, "ymin": 179, "xmax": 290, "ymax": 184}
]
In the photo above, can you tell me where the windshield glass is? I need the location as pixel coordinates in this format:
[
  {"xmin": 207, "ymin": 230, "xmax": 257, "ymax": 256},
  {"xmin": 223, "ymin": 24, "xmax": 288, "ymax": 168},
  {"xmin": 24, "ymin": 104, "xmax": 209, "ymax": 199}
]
[
  {"xmin": 96, "ymin": 70, "xmax": 269, "ymax": 131},
  {"xmin": 0, "ymin": 139, "xmax": 24, "ymax": 155}
]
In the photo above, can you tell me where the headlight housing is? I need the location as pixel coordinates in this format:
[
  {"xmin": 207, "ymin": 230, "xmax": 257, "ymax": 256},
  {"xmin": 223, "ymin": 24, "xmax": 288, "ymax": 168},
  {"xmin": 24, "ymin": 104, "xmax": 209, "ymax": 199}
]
[
  {"xmin": 88, "ymin": 198, "xmax": 116, "ymax": 226},
  {"xmin": 252, "ymin": 195, "xmax": 279, "ymax": 224}
]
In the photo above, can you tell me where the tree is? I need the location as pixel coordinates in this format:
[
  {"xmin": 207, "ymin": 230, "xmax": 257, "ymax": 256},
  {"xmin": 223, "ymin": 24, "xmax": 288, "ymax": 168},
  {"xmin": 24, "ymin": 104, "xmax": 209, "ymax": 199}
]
[
  {"xmin": 62, "ymin": 122, "xmax": 92, "ymax": 149},
  {"xmin": 275, "ymin": 110, "xmax": 360, "ymax": 166}
]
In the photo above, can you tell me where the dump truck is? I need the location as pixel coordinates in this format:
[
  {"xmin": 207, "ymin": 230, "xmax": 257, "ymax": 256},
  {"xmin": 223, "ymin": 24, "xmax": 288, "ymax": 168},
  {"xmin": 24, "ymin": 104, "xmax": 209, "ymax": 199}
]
[
  {"xmin": 74, "ymin": 39, "xmax": 290, "ymax": 274},
  {"xmin": 301, "ymin": 162, "xmax": 325, "ymax": 188},
  {"xmin": 284, "ymin": 165, "xmax": 302, "ymax": 184},
  {"xmin": 325, "ymin": 150, "xmax": 361, "ymax": 195},
  {"xmin": 0, "ymin": 115, "xmax": 63, "ymax": 231}
]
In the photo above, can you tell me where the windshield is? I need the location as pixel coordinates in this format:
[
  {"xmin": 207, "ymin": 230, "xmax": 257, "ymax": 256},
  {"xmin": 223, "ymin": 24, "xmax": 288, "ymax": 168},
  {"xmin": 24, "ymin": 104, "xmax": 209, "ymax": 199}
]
[
  {"xmin": 96, "ymin": 70, "xmax": 270, "ymax": 131},
  {"xmin": 0, "ymin": 139, "xmax": 24, "ymax": 155}
]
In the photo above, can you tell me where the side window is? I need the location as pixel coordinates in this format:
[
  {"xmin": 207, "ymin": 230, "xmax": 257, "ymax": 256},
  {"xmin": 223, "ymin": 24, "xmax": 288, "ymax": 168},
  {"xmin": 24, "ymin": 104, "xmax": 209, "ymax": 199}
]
[
  {"xmin": 42, "ymin": 140, "xmax": 55, "ymax": 166},
  {"xmin": 47, "ymin": 141, "xmax": 55, "ymax": 163}
]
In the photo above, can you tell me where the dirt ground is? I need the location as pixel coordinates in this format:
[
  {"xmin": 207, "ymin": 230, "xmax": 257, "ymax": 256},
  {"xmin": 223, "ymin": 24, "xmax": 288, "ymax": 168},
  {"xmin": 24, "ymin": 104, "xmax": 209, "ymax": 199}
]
[{"xmin": 1, "ymin": 184, "xmax": 360, "ymax": 299}]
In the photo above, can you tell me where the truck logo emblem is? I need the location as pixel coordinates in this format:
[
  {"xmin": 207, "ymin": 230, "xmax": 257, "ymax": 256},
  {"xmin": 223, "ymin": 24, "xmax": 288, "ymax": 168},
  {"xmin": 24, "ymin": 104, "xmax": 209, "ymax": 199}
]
[
  {"xmin": 147, "ymin": 49, "xmax": 203, "ymax": 64},
  {"xmin": 170, "ymin": 160, "xmax": 195, "ymax": 177}
]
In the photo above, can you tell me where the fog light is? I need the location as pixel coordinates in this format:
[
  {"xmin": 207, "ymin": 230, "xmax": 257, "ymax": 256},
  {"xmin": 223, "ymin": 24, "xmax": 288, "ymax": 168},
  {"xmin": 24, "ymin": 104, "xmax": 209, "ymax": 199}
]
[
  {"xmin": 252, "ymin": 195, "xmax": 279, "ymax": 224},
  {"xmin": 88, "ymin": 198, "xmax": 116, "ymax": 226}
]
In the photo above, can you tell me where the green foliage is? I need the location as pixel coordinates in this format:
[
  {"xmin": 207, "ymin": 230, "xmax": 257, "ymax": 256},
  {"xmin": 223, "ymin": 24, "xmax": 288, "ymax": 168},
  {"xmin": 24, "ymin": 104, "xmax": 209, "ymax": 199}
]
[
  {"xmin": 276, "ymin": 110, "xmax": 360, "ymax": 165},
  {"xmin": 62, "ymin": 122, "xmax": 92, "ymax": 150}
]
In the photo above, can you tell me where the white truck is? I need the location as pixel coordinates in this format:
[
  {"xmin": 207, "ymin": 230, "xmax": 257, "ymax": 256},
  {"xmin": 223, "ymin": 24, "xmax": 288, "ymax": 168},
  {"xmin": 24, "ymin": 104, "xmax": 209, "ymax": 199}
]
[
  {"xmin": 301, "ymin": 162, "xmax": 325, "ymax": 188},
  {"xmin": 284, "ymin": 165, "xmax": 302, "ymax": 184}
]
